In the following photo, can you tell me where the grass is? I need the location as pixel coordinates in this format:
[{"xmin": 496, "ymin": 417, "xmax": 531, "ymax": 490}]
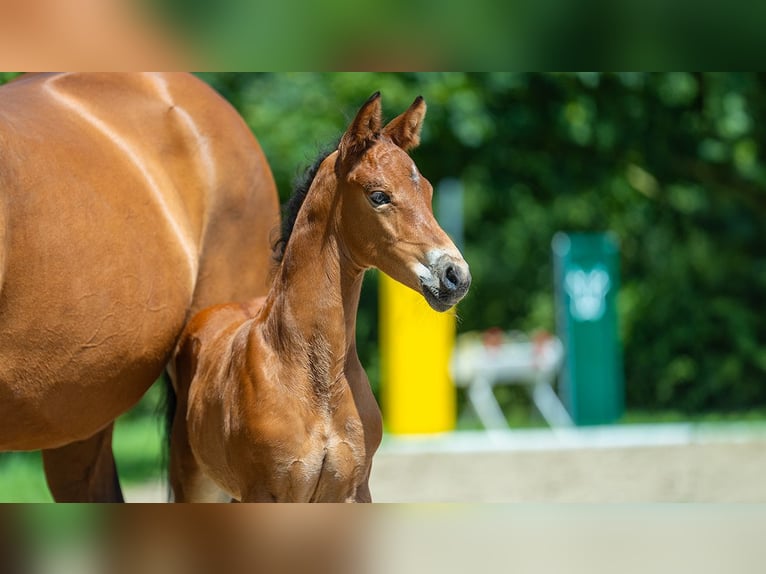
[
  {"xmin": 620, "ymin": 408, "xmax": 766, "ymax": 425},
  {"xmin": 0, "ymin": 384, "xmax": 165, "ymax": 503},
  {"xmin": 0, "ymin": 451, "xmax": 51, "ymax": 502},
  {"xmin": 457, "ymin": 385, "xmax": 766, "ymax": 430},
  {"xmin": 0, "ymin": 416, "xmax": 164, "ymax": 502}
]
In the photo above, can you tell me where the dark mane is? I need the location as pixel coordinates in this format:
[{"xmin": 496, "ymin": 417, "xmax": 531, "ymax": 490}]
[{"xmin": 272, "ymin": 142, "xmax": 337, "ymax": 263}]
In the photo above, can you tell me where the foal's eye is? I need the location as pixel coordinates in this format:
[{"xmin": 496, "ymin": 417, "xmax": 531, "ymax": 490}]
[{"xmin": 369, "ymin": 191, "xmax": 391, "ymax": 206}]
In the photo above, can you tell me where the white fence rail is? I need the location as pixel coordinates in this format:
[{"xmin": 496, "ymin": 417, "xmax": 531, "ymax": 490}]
[{"xmin": 451, "ymin": 331, "xmax": 573, "ymax": 429}]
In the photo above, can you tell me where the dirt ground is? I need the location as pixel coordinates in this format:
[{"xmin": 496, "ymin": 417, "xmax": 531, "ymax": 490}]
[
  {"xmin": 369, "ymin": 442, "xmax": 766, "ymax": 502},
  {"xmin": 126, "ymin": 425, "xmax": 766, "ymax": 503}
]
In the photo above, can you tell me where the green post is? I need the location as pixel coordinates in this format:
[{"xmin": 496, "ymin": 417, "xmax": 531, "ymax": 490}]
[{"xmin": 552, "ymin": 232, "xmax": 624, "ymax": 425}]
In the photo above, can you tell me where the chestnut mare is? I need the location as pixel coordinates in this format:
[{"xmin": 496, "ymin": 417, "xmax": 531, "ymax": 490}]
[
  {"xmin": 169, "ymin": 93, "xmax": 471, "ymax": 502},
  {"xmin": 0, "ymin": 73, "xmax": 280, "ymax": 501}
]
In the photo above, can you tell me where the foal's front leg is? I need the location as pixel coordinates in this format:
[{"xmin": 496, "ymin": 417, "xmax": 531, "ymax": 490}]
[
  {"xmin": 354, "ymin": 482, "xmax": 372, "ymax": 503},
  {"xmin": 169, "ymin": 408, "xmax": 230, "ymax": 503}
]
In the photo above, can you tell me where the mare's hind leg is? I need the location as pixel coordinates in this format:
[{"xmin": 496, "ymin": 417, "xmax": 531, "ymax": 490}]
[{"xmin": 42, "ymin": 422, "xmax": 124, "ymax": 502}]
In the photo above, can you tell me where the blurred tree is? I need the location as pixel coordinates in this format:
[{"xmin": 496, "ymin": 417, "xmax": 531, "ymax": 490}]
[
  {"xmin": 203, "ymin": 72, "xmax": 766, "ymax": 413},
  {"xmin": 2, "ymin": 72, "xmax": 764, "ymax": 414}
]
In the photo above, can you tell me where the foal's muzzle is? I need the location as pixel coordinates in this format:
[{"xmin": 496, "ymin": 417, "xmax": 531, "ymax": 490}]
[{"xmin": 420, "ymin": 253, "xmax": 472, "ymax": 312}]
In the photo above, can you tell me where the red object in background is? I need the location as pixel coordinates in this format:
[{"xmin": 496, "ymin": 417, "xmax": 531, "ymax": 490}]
[{"xmin": 481, "ymin": 327, "xmax": 505, "ymax": 349}]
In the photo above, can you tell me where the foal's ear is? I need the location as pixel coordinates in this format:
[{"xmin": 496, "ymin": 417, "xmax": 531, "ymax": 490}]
[
  {"xmin": 382, "ymin": 96, "xmax": 426, "ymax": 152},
  {"xmin": 338, "ymin": 92, "xmax": 383, "ymax": 164}
]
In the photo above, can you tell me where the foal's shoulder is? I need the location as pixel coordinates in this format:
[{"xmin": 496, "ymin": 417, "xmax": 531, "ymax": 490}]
[
  {"xmin": 174, "ymin": 298, "xmax": 266, "ymax": 383},
  {"xmin": 182, "ymin": 298, "xmax": 265, "ymax": 341},
  {"xmin": 238, "ymin": 297, "xmax": 266, "ymax": 318},
  {"xmin": 186, "ymin": 302, "xmax": 248, "ymax": 337}
]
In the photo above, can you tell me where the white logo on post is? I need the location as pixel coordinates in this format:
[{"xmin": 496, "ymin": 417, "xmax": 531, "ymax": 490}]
[{"xmin": 564, "ymin": 266, "xmax": 610, "ymax": 322}]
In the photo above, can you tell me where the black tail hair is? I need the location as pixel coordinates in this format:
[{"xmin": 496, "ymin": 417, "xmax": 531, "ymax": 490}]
[{"xmin": 158, "ymin": 369, "xmax": 177, "ymax": 502}]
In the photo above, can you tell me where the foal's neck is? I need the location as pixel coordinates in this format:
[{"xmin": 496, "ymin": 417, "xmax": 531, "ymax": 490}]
[{"xmin": 262, "ymin": 176, "xmax": 364, "ymax": 383}]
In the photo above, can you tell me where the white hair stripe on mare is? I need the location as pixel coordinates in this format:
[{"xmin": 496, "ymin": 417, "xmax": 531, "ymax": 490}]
[
  {"xmin": 149, "ymin": 73, "xmax": 217, "ymax": 242},
  {"xmin": 43, "ymin": 79, "xmax": 199, "ymax": 286},
  {"xmin": 149, "ymin": 75, "xmax": 217, "ymax": 195}
]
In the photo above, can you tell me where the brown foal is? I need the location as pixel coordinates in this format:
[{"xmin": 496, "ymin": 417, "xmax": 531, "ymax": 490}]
[{"xmin": 169, "ymin": 93, "xmax": 471, "ymax": 502}]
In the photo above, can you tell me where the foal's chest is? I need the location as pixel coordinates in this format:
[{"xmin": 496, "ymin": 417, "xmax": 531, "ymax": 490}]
[{"xmin": 274, "ymin": 414, "xmax": 368, "ymax": 502}]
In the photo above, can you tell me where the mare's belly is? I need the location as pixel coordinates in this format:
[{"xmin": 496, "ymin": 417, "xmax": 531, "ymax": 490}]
[
  {"xmin": 0, "ymin": 213, "xmax": 194, "ymax": 450},
  {"xmin": 0, "ymin": 301, "xmax": 188, "ymax": 450}
]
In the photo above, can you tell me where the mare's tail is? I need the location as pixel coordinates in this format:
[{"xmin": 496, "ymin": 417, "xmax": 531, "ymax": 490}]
[{"xmin": 158, "ymin": 368, "xmax": 177, "ymax": 502}]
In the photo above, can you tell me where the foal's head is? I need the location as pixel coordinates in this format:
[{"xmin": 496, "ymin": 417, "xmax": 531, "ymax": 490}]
[{"xmin": 334, "ymin": 92, "xmax": 471, "ymax": 311}]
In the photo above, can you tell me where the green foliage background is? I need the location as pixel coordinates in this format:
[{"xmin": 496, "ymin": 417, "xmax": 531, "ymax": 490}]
[
  {"xmin": 198, "ymin": 72, "xmax": 765, "ymax": 414},
  {"xmin": 3, "ymin": 72, "xmax": 765, "ymax": 415}
]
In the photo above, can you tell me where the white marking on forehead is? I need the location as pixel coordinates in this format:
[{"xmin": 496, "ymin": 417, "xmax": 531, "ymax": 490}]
[{"xmin": 410, "ymin": 163, "xmax": 420, "ymax": 185}]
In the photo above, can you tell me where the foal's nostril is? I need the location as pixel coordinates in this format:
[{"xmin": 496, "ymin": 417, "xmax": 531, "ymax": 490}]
[{"xmin": 444, "ymin": 265, "xmax": 459, "ymax": 290}]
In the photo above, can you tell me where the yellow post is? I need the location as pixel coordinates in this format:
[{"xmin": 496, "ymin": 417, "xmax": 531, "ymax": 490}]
[{"xmin": 380, "ymin": 272, "xmax": 456, "ymax": 434}]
